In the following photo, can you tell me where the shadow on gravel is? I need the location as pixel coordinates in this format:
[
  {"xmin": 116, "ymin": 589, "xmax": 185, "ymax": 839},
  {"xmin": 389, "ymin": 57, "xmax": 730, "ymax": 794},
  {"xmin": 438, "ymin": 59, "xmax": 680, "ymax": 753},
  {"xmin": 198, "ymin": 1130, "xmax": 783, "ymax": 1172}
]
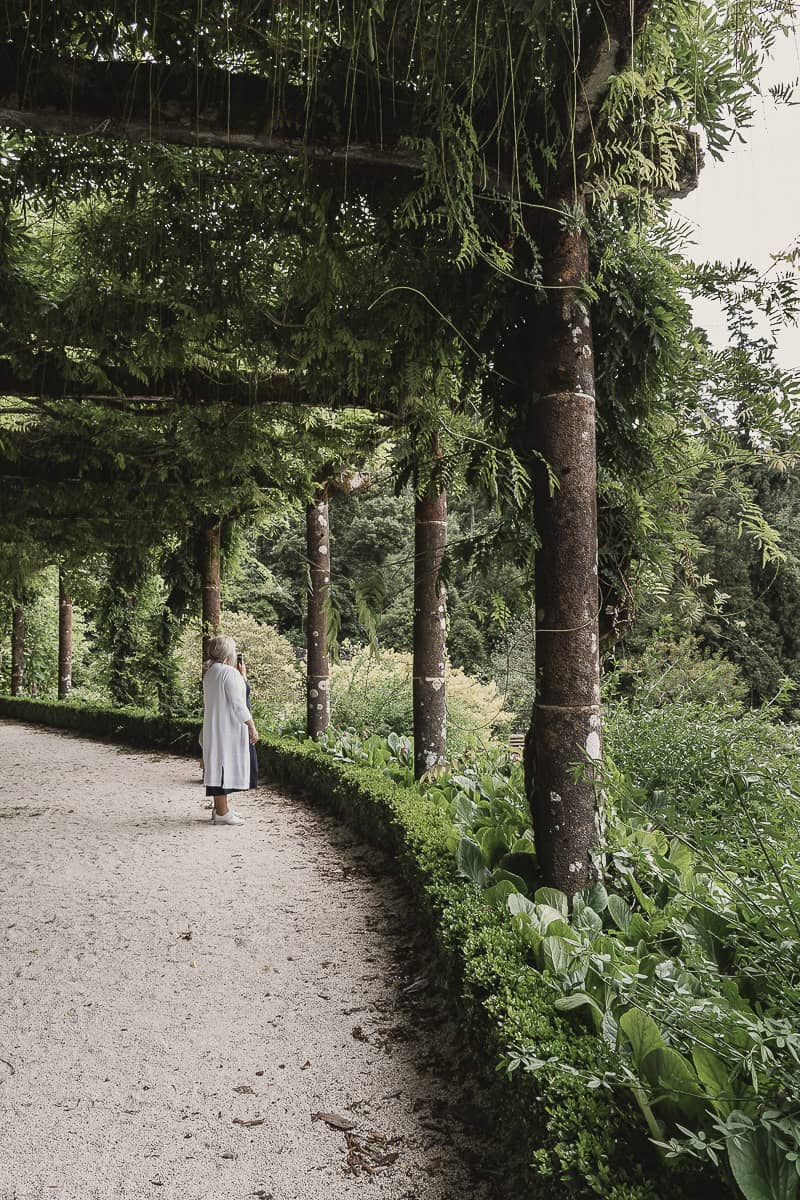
[{"xmin": 267, "ymin": 784, "xmax": 517, "ymax": 1200}]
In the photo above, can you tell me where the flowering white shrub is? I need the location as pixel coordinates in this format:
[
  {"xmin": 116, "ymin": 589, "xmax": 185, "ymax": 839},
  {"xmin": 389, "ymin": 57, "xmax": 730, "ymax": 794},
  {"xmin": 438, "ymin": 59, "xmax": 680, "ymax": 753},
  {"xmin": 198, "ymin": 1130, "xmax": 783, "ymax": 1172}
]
[{"xmin": 178, "ymin": 612, "xmax": 303, "ymax": 724}]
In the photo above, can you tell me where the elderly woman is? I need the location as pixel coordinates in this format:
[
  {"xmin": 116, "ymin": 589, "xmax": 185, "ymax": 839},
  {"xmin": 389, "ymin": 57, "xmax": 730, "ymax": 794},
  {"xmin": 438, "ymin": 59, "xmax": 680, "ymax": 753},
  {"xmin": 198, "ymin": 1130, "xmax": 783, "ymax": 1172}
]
[{"xmin": 202, "ymin": 635, "xmax": 259, "ymax": 827}]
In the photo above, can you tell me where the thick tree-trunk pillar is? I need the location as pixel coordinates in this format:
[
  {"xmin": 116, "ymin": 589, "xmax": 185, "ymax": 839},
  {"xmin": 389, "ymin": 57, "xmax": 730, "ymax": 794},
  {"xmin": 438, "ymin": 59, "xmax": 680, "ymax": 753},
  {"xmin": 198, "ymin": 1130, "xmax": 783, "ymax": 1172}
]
[
  {"xmin": 527, "ymin": 198, "xmax": 602, "ymax": 896},
  {"xmin": 413, "ymin": 486, "xmax": 448, "ymax": 779},
  {"xmin": 306, "ymin": 491, "xmax": 331, "ymax": 739},
  {"xmin": 11, "ymin": 604, "xmax": 25, "ymax": 695},
  {"xmin": 199, "ymin": 521, "xmax": 222, "ymax": 663},
  {"xmin": 58, "ymin": 570, "xmax": 73, "ymax": 699}
]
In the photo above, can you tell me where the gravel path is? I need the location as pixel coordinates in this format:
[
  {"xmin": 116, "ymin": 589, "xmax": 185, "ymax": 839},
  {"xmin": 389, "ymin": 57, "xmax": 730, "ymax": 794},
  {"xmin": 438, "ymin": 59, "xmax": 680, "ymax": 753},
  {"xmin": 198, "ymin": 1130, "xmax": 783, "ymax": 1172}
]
[{"xmin": 0, "ymin": 720, "xmax": 499, "ymax": 1200}]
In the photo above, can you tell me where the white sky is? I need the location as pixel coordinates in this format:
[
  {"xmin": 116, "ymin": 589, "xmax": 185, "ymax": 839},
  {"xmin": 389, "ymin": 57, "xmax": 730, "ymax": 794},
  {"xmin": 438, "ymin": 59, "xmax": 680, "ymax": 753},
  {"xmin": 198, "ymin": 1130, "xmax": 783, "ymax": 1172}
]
[{"xmin": 672, "ymin": 28, "xmax": 800, "ymax": 370}]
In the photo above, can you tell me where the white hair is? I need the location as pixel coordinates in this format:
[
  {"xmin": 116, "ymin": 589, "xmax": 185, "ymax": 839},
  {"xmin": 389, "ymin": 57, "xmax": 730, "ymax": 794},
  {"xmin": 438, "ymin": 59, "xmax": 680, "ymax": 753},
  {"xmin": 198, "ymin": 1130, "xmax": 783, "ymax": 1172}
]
[{"xmin": 205, "ymin": 634, "xmax": 236, "ymax": 667}]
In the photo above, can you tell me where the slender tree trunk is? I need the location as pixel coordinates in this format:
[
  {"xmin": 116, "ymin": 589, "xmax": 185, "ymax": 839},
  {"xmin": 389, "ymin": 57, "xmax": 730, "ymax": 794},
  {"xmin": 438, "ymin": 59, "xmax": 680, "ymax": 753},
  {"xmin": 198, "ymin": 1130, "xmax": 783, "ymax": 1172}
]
[
  {"xmin": 526, "ymin": 195, "xmax": 602, "ymax": 896},
  {"xmin": 306, "ymin": 491, "xmax": 331, "ymax": 739},
  {"xmin": 11, "ymin": 604, "xmax": 25, "ymax": 695},
  {"xmin": 413, "ymin": 485, "xmax": 448, "ymax": 778},
  {"xmin": 199, "ymin": 520, "xmax": 222, "ymax": 663},
  {"xmin": 58, "ymin": 570, "xmax": 73, "ymax": 699}
]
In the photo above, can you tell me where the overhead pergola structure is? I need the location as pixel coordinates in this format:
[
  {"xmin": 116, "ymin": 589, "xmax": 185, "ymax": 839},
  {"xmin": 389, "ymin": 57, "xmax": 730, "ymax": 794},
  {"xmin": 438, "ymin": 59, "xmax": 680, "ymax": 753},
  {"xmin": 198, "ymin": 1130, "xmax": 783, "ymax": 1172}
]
[
  {"xmin": 0, "ymin": 362, "xmax": 380, "ymax": 411},
  {"xmin": 0, "ymin": 365, "xmax": 391, "ymax": 702},
  {"xmin": 0, "ymin": 52, "xmax": 423, "ymax": 173},
  {"xmin": 0, "ymin": 0, "xmax": 734, "ymax": 893},
  {"xmin": 0, "ymin": 90, "xmax": 484, "ymax": 788},
  {"xmin": 0, "ymin": 126, "xmax": 423, "ymax": 733}
]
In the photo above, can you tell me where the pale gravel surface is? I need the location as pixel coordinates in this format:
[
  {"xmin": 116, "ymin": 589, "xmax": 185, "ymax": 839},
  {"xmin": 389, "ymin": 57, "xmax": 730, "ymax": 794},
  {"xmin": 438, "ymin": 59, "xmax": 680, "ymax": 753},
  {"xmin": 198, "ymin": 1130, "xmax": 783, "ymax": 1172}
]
[{"xmin": 0, "ymin": 720, "xmax": 500, "ymax": 1200}]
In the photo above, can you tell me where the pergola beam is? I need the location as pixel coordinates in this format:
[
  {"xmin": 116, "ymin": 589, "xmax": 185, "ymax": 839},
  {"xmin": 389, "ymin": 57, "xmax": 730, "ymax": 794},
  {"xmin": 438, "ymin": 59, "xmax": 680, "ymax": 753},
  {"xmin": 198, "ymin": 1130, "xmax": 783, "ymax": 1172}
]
[
  {"xmin": 0, "ymin": 49, "xmax": 420, "ymax": 173},
  {"xmin": 0, "ymin": 361, "xmax": 381, "ymax": 412},
  {"xmin": 0, "ymin": 50, "xmax": 699, "ymax": 198}
]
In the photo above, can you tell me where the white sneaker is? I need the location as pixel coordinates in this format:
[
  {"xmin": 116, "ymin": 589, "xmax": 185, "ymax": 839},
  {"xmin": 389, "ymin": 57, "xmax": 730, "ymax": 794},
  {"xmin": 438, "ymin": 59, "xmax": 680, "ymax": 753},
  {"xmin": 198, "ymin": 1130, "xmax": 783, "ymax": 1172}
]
[{"xmin": 212, "ymin": 810, "xmax": 244, "ymax": 826}]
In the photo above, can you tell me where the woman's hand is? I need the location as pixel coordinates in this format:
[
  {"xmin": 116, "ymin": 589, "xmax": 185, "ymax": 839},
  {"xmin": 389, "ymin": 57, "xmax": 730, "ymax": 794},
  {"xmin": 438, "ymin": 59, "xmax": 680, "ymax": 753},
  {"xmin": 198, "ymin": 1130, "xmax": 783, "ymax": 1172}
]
[{"xmin": 247, "ymin": 720, "xmax": 259, "ymax": 745}]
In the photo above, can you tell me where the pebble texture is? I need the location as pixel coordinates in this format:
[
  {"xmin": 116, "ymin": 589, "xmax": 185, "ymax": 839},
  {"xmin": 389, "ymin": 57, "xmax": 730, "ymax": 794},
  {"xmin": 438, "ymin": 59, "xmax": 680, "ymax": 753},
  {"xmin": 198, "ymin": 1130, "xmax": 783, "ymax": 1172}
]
[{"xmin": 0, "ymin": 720, "xmax": 498, "ymax": 1200}]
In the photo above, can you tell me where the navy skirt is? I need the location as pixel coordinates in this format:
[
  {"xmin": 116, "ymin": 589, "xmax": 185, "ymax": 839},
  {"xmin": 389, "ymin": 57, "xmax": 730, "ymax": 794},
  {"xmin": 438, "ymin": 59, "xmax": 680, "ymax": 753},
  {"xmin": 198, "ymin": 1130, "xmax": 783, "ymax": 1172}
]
[{"xmin": 205, "ymin": 751, "xmax": 258, "ymax": 797}]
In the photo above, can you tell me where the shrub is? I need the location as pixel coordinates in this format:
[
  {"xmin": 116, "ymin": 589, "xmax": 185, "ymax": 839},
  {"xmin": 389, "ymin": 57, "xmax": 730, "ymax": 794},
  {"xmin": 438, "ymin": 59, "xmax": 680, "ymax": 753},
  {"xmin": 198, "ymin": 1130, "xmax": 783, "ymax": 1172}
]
[
  {"xmin": 258, "ymin": 731, "xmax": 707, "ymax": 1200},
  {"xmin": 488, "ymin": 612, "xmax": 537, "ymax": 728},
  {"xmin": 322, "ymin": 713, "xmax": 800, "ymax": 1200},
  {"xmin": 323, "ymin": 643, "xmax": 512, "ymax": 752},
  {"xmin": 606, "ymin": 697, "xmax": 800, "ymax": 831},
  {"xmin": 177, "ymin": 611, "xmax": 303, "ymax": 725},
  {"xmin": 609, "ymin": 629, "xmax": 748, "ymax": 708},
  {"xmin": 0, "ymin": 694, "xmax": 199, "ymax": 753}
]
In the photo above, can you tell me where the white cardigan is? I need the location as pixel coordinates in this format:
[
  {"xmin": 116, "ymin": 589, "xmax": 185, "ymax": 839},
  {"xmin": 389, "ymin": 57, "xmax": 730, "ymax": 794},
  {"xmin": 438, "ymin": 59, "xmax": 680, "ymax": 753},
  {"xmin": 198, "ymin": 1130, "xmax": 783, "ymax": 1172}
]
[{"xmin": 202, "ymin": 662, "xmax": 252, "ymax": 790}]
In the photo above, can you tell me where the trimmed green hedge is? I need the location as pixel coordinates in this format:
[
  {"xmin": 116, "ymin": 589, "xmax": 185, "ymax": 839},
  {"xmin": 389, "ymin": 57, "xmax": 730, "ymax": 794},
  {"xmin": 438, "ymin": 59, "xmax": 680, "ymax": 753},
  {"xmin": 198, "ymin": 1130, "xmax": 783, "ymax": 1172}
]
[
  {"xmin": 0, "ymin": 695, "xmax": 200, "ymax": 754},
  {"xmin": 0, "ymin": 695, "xmax": 721, "ymax": 1200}
]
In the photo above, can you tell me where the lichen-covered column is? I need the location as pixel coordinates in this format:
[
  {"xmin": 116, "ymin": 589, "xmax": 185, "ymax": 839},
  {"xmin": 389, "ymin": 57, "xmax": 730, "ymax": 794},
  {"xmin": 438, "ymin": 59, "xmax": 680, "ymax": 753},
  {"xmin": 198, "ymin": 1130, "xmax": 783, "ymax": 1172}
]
[
  {"xmin": 413, "ymin": 486, "xmax": 448, "ymax": 778},
  {"xmin": 306, "ymin": 492, "xmax": 331, "ymax": 739},
  {"xmin": 11, "ymin": 603, "xmax": 25, "ymax": 695},
  {"xmin": 527, "ymin": 196, "xmax": 602, "ymax": 896},
  {"xmin": 199, "ymin": 520, "xmax": 222, "ymax": 664},
  {"xmin": 58, "ymin": 569, "xmax": 73, "ymax": 699}
]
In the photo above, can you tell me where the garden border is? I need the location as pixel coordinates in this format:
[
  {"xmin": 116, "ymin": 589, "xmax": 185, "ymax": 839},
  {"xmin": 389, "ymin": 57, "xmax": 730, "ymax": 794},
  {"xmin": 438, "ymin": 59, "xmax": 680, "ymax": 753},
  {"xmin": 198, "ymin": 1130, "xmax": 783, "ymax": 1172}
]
[{"xmin": 0, "ymin": 695, "xmax": 722, "ymax": 1200}]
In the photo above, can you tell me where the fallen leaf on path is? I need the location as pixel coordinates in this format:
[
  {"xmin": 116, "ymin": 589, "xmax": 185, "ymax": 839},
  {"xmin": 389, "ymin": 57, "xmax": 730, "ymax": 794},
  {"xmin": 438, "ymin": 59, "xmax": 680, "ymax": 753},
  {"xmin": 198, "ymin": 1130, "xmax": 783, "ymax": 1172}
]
[
  {"xmin": 233, "ymin": 1117, "xmax": 266, "ymax": 1127},
  {"xmin": 311, "ymin": 1111, "xmax": 357, "ymax": 1131},
  {"xmin": 344, "ymin": 1129, "xmax": 402, "ymax": 1175},
  {"xmin": 177, "ymin": 930, "xmax": 192, "ymax": 941},
  {"xmin": 233, "ymin": 1085, "xmax": 255, "ymax": 1094}
]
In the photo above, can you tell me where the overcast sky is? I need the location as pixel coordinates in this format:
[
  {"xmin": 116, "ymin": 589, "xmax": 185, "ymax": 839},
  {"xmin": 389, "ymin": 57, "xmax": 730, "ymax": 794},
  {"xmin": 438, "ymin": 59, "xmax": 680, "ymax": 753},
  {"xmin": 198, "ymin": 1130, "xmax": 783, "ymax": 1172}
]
[{"xmin": 672, "ymin": 28, "xmax": 800, "ymax": 370}]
